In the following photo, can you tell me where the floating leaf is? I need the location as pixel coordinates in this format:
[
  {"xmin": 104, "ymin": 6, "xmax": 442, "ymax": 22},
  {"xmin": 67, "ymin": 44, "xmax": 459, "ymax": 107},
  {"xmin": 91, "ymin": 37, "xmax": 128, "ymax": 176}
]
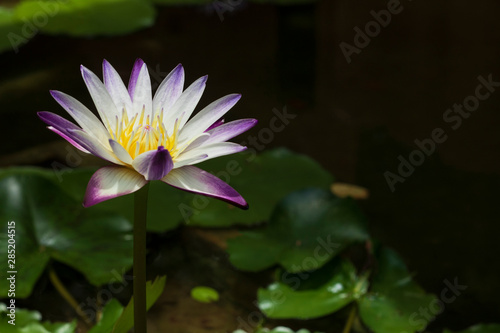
[
  {"xmin": 358, "ymin": 247, "xmax": 437, "ymax": 333},
  {"xmin": 186, "ymin": 149, "xmax": 334, "ymax": 227},
  {"xmin": 443, "ymin": 324, "xmax": 500, "ymax": 333},
  {"xmin": 0, "ymin": 170, "xmax": 133, "ymax": 297},
  {"xmin": 191, "ymin": 286, "xmax": 220, "ymax": 303},
  {"xmin": 112, "ymin": 275, "xmax": 166, "ymax": 333},
  {"xmin": 14, "ymin": 0, "xmax": 156, "ymax": 37},
  {"xmin": 258, "ymin": 260, "xmax": 365, "ymax": 319},
  {"xmin": 227, "ymin": 188, "xmax": 368, "ymax": 272},
  {"xmin": 0, "ymin": 7, "xmax": 25, "ymax": 53},
  {"xmin": 21, "ymin": 167, "xmax": 183, "ymax": 233}
]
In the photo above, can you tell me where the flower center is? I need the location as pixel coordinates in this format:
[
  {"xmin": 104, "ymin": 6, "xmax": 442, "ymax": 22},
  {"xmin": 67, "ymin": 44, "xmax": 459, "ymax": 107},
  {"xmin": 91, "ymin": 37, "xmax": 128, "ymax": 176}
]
[{"xmin": 110, "ymin": 107, "xmax": 180, "ymax": 160}]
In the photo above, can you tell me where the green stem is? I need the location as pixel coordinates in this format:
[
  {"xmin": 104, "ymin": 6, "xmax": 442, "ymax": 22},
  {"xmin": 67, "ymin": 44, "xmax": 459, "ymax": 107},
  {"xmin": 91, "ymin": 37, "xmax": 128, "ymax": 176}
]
[
  {"xmin": 134, "ymin": 183, "xmax": 150, "ymax": 333},
  {"xmin": 48, "ymin": 268, "xmax": 91, "ymax": 326},
  {"xmin": 342, "ymin": 304, "xmax": 357, "ymax": 333}
]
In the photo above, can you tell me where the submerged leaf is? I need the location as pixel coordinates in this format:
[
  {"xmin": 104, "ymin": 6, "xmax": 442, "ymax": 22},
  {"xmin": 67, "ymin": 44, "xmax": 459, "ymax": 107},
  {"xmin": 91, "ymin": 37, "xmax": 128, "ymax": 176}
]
[
  {"xmin": 358, "ymin": 247, "xmax": 438, "ymax": 333},
  {"xmin": 14, "ymin": 0, "xmax": 155, "ymax": 37},
  {"xmin": 227, "ymin": 188, "xmax": 369, "ymax": 272},
  {"xmin": 0, "ymin": 169, "xmax": 133, "ymax": 297},
  {"xmin": 258, "ymin": 260, "xmax": 363, "ymax": 319}
]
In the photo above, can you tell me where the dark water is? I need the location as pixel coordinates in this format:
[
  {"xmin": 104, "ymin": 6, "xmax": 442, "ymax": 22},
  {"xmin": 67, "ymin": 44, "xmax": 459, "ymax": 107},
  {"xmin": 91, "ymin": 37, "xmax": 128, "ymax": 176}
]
[{"xmin": 1, "ymin": 1, "xmax": 499, "ymax": 331}]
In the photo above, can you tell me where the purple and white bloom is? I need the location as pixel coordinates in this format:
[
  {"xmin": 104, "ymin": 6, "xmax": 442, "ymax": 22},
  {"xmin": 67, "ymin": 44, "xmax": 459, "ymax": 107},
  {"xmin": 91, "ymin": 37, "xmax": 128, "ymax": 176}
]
[{"xmin": 38, "ymin": 59, "xmax": 256, "ymax": 208}]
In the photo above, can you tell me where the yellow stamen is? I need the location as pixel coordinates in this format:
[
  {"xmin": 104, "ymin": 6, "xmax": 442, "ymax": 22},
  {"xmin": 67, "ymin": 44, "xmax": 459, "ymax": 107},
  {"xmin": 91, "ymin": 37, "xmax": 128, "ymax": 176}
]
[{"xmin": 110, "ymin": 108, "xmax": 181, "ymax": 160}]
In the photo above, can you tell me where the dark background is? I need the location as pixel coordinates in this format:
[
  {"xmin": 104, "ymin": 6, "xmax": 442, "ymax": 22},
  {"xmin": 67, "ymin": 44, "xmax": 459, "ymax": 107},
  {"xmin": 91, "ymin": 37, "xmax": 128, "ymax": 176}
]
[{"xmin": 1, "ymin": 0, "xmax": 499, "ymax": 330}]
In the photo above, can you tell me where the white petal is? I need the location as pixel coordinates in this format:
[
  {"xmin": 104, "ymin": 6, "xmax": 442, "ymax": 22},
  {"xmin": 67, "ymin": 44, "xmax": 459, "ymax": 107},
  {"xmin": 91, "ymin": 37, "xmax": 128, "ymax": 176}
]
[
  {"xmin": 153, "ymin": 63, "xmax": 184, "ymax": 115},
  {"xmin": 109, "ymin": 139, "xmax": 133, "ymax": 165},
  {"xmin": 81, "ymin": 65, "xmax": 119, "ymax": 130},
  {"xmin": 103, "ymin": 60, "xmax": 133, "ymax": 118},
  {"xmin": 175, "ymin": 142, "xmax": 246, "ymax": 165},
  {"xmin": 83, "ymin": 166, "xmax": 147, "ymax": 207},
  {"xmin": 50, "ymin": 90, "xmax": 110, "ymax": 144},
  {"xmin": 164, "ymin": 75, "xmax": 207, "ymax": 133},
  {"xmin": 131, "ymin": 62, "xmax": 152, "ymax": 118},
  {"xmin": 162, "ymin": 166, "xmax": 247, "ymax": 209},
  {"xmin": 177, "ymin": 94, "xmax": 241, "ymax": 146},
  {"xmin": 67, "ymin": 129, "xmax": 124, "ymax": 165}
]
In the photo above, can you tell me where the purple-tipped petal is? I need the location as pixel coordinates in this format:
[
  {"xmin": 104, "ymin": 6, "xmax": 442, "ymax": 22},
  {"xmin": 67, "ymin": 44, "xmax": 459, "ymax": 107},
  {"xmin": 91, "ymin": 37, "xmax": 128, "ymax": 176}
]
[
  {"xmin": 178, "ymin": 94, "xmax": 241, "ymax": 145},
  {"xmin": 38, "ymin": 111, "xmax": 81, "ymax": 132},
  {"xmin": 132, "ymin": 146, "xmax": 174, "ymax": 181},
  {"xmin": 205, "ymin": 118, "xmax": 225, "ymax": 132},
  {"xmin": 81, "ymin": 65, "xmax": 119, "ymax": 127},
  {"xmin": 83, "ymin": 166, "xmax": 147, "ymax": 207},
  {"xmin": 50, "ymin": 90, "xmax": 109, "ymax": 143},
  {"xmin": 128, "ymin": 58, "xmax": 145, "ymax": 99},
  {"xmin": 175, "ymin": 142, "xmax": 246, "ymax": 166},
  {"xmin": 172, "ymin": 154, "xmax": 208, "ymax": 169},
  {"xmin": 164, "ymin": 75, "xmax": 207, "ymax": 133},
  {"xmin": 183, "ymin": 118, "xmax": 256, "ymax": 152},
  {"xmin": 153, "ymin": 63, "xmax": 185, "ymax": 115},
  {"xmin": 130, "ymin": 62, "xmax": 152, "ymax": 117},
  {"xmin": 48, "ymin": 127, "xmax": 90, "ymax": 153},
  {"xmin": 205, "ymin": 118, "xmax": 257, "ymax": 145},
  {"xmin": 103, "ymin": 59, "xmax": 133, "ymax": 117},
  {"xmin": 162, "ymin": 165, "xmax": 248, "ymax": 209},
  {"xmin": 67, "ymin": 129, "xmax": 123, "ymax": 165},
  {"xmin": 38, "ymin": 111, "xmax": 91, "ymax": 152}
]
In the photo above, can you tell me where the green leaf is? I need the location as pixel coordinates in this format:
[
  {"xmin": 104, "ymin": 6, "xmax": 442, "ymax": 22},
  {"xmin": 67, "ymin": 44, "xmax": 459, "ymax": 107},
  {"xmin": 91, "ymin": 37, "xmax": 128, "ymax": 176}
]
[
  {"xmin": 258, "ymin": 260, "xmax": 364, "ymax": 319},
  {"xmin": 358, "ymin": 247, "xmax": 437, "ymax": 333},
  {"xmin": 88, "ymin": 299, "xmax": 123, "ymax": 333},
  {"xmin": 186, "ymin": 149, "xmax": 335, "ymax": 227},
  {"xmin": 0, "ymin": 303, "xmax": 76, "ymax": 333},
  {"xmin": 227, "ymin": 188, "xmax": 368, "ymax": 272},
  {"xmin": 49, "ymin": 167, "xmax": 184, "ymax": 233},
  {"xmin": 15, "ymin": 0, "xmax": 155, "ymax": 37},
  {"xmin": 0, "ymin": 7, "xmax": 25, "ymax": 53},
  {"xmin": 190, "ymin": 286, "xmax": 219, "ymax": 303},
  {"xmin": 0, "ymin": 170, "xmax": 133, "ymax": 297},
  {"xmin": 443, "ymin": 324, "xmax": 500, "ymax": 333},
  {"xmin": 112, "ymin": 276, "xmax": 166, "ymax": 333}
]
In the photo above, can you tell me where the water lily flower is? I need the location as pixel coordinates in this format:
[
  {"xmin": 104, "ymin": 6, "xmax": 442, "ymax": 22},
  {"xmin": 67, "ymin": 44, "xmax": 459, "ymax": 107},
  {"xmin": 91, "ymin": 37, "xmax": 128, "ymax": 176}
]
[{"xmin": 38, "ymin": 59, "xmax": 256, "ymax": 208}]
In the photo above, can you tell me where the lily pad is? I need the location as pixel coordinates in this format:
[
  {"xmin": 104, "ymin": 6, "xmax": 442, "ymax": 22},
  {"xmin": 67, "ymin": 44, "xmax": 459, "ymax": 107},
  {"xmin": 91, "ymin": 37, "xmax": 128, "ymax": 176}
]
[
  {"xmin": 0, "ymin": 170, "xmax": 133, "ymax": 297},
  {"xmin": 443, "ymin": 324, "xmax": 500, "ymax": 333},
  {"xmin": 186, "ymin": 149, "xmax": 334, "ymax": 227},
  {"xmin": 358, "ymin": 247, "xmax": 438, "ymax": 333},
  {"xmin": 14, "ymin": 0, "xmax": 155, "ymax": 37},
  {"xmin": 0, "ymin": 7, "xmax": 25, "ymax": 53},
  {"xmin": 227, "ymin": 188, "xmax": 369, "ymax": 272},
  {"xmin": 191, "ymin": 286, "xmax": 220, "ymax": 303},
  {"xmin": 258, "ymin": 259, "xmax": 365, "ymax": 319}
]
